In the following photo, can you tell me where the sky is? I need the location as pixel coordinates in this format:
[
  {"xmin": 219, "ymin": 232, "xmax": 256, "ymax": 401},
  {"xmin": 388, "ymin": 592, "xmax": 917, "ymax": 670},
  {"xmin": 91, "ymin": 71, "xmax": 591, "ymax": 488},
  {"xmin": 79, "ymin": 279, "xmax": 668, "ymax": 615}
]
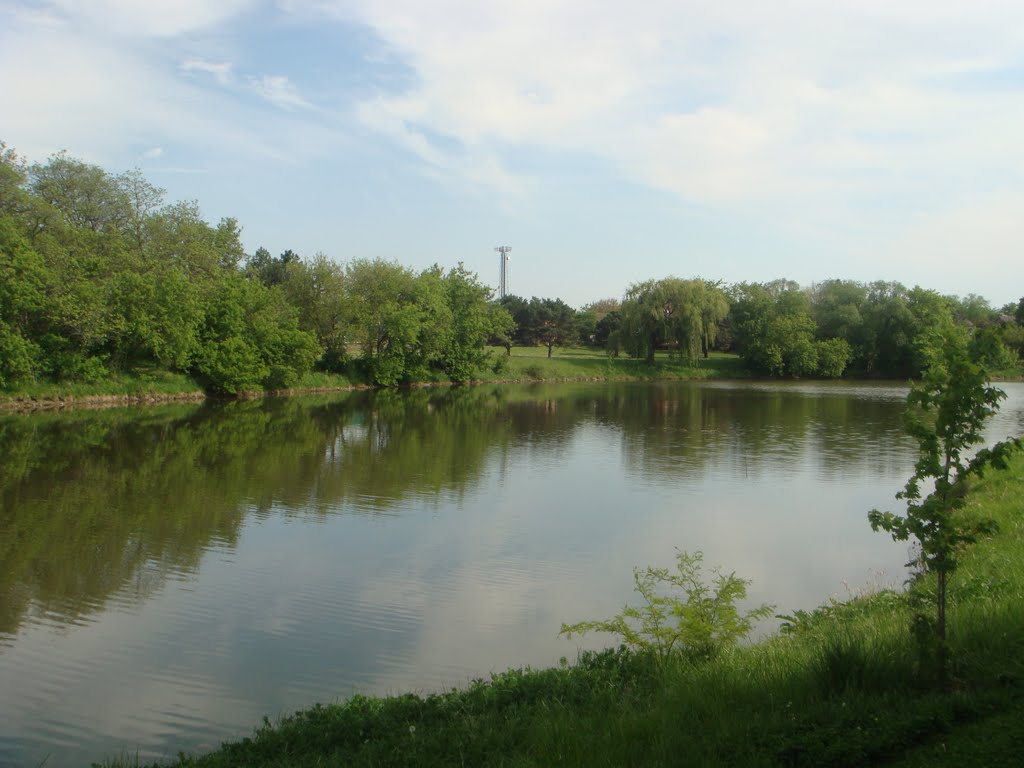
[{"xmin": 2, "ymin": 0, "xmax": 1023, "ymax": 309}]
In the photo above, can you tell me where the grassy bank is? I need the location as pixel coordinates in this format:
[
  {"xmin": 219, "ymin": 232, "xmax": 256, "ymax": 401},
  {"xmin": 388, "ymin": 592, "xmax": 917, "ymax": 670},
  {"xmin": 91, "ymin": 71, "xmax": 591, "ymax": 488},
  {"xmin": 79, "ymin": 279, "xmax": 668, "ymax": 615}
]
[
  {"xmin": 99, "ymin": 452, "xmax": 1024, "ymax": 767},
  {"xmin": 1, "ymin": 349, "xmax": 744, "ymax": 410},
  {"xmin": 4, "ymin": 347, "xmax": 1020, "ymax": 411}
]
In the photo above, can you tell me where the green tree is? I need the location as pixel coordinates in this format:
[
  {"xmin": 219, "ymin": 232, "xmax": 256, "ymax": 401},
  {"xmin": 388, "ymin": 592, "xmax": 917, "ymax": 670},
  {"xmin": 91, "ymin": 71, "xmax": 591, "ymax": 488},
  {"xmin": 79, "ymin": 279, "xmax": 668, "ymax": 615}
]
[
  {"xmin": 0, "ymin": 217, "xmax": 52, "ymax": 385},
  {"xmin": 560, "ymin": 550, "xmax": 773, "ymax": 665},
  {"xmin": 528, "ymin": 297, "xmax": 578, "ymax": 358},
  {"xmin": 344, "ymin": 258, "xmax": 423, "ymax": 385},
  {"xmin": 497, "ymin": 294, "xmax": 532, "ymax": 351},
  {"xmin": 246, "ymin": 247, "xmax": 300, "ymax": 287},
  {"xmin": 594, "ymin": 310, "xmax": 622, "ymax": 352},
  {"xmin": 195, "ymin": 273, "xmax": 320, "ymax": 393},
  {"xmin": 732, "ymin": 281, "xmax": 852, "ymax": 378},
  {"xmin": 275, "ymin": 252, "xmax": 349, "ymax": 372},
  {"xmin": 114, "ymin": 167, "xmax": 164, "ymax": 251},
  {"xmin": 106, "ymin": 264, "xmax": 202, "ymax": 371},
  {"xmin": 868, "ymin": 327, "xmax": 1022, "ymax": 683},
  {"xmin": 30, "ymin": 151, "xmax": 130, "ymax": 234},
  {"xmin": 437, "ymin": 264, "xmax": 512, "ymax": 382},
  {"xmin": 620, "ymin": 278, "xmax": 716, "ymax": 364},
  {"xmin": 949, "ymin": 293, "xmax": 996, "ymax": 328}
]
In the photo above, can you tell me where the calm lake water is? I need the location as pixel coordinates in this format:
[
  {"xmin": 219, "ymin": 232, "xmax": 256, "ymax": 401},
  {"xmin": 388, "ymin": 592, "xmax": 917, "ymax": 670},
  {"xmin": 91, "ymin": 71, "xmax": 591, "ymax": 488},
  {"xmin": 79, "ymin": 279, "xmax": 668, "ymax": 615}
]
[{"xmin": 1, "ymin": 380, "xmax": 1022, "ymax": 766}]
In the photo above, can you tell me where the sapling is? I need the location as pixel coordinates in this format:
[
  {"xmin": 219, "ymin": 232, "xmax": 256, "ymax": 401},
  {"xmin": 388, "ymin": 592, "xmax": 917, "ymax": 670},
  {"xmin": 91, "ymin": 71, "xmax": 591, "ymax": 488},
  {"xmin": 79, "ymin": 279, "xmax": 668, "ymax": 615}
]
[{"xmin": 868, "ymin": 327, "xmax": 1021, "ymax": 683}]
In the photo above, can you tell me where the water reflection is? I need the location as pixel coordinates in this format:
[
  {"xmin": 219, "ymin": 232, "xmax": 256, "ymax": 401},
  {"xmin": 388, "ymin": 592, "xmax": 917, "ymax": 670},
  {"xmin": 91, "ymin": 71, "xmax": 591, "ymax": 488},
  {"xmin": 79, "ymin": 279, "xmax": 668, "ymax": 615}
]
[{"xmin": 0, "ymin": 381, "xmax": 1021, "ymax": 766}]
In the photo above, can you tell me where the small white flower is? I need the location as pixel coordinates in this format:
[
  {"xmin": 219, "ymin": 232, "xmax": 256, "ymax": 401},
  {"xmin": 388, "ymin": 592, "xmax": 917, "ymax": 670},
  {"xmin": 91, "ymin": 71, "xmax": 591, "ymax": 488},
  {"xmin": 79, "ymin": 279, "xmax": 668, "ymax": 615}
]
[{"xmin": 409, "ymin": 725, "xmax": 416, "ymax": 735}]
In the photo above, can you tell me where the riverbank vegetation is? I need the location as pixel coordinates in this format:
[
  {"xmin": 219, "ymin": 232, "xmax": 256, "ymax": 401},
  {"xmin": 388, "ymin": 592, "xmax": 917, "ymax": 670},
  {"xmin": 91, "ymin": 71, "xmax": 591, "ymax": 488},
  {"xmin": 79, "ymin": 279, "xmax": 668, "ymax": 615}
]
[
  {"xmin": 98, "ymin": 449, "xmax": 1024, "ymax": 767},
  {"xmin": 3, "ymin": 145, "xmax": 1023, "ymax": 400}
]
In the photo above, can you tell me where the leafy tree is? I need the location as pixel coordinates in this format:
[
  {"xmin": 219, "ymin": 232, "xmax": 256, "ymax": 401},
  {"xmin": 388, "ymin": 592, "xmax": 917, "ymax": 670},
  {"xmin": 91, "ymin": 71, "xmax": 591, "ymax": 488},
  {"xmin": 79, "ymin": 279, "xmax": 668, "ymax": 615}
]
[
  {"xmin": 620, "ymin": 278, "xmax": 720, "ymax": 364},
  {"xmin": 29, "ymin": 151, "xmax": 130, "ymax": 234},
  {"xmin": 437, "ymin": 264, "xmax": 512, "ymax": 382},
  {"xmin": 497, "ymin": 294, "xmax": 532, "ymax": 351},
  {"xmin": 697, "ymin": 280, "xmax": 730, "ymax": 357},
  {"xmin": 1016, "ymin": 297, "xmax": 1024, "ymax": 326},
  {"xmin": 868, "ymin": 326, "xmax": 1022, "ymax": 683},
  {"xmin": 246, "ymin": 247, "xmax": 300, "ymax": 287},
  {"xmin": 145, "ymin": 201, "xmax": 244, "ymax": 280},
  {"xmin": 106, "ymin": 264, "xmax": 202, "ymax": 371},
  {"xmin": 114, "ymin": 168, "xmax": 164, "ymax": 251},
  {"xmin": 195, "ymin": 273, "xmax": 320, "ymax": 393},
  {"xmin": 0, "ymin": 217, "xmax": 51, "ymax": 384},
  {"xmin": 594, "ymin": 310, "xmax": 622, "ymax": 352},
  {"xmin": 1001, "ymin": 324, "xmax": 1024, "ymax": 361},
  {"xmin": 948, "ymin": 293, "xmax": 996, "ymax": 328},
  {"xmin": 560, "ymin": 550, "xmax": 773, "ymax": 665},
  {"xmin": 275, "ymin": 252, "xmax": 349, "ymax": 372},
  {"xmin": 528, "ymin": 297, "xmax": 578, "ymax": 358},
  {"xmin": 574, "ymin": 307, "xmax": 598, "ymax": 346},
  {"xmin": 816, "ymin": 337, "xmax": 853, "ymax": 378},
  {"xmin": 344, "ymin": 258, "xmax": 423, "ymax": 385},
  {"xmin": 732, "ymin": 281, "xmax": 852, "ymax": 378}
]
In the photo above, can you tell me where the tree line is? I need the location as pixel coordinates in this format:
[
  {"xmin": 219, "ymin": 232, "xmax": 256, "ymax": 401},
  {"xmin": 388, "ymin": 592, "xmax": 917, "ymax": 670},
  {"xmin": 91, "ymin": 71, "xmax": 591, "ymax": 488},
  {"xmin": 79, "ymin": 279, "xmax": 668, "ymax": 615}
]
[{"xmin": 1, "ymin": 144, "xmax": 1021, "ymax": 393}]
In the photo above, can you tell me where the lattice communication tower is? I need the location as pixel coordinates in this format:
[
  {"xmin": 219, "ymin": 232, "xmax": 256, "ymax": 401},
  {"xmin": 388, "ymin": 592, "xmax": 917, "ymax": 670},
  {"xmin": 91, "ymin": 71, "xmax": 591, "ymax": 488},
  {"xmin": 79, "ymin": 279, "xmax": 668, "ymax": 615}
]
[{"xmin": 495, "ymin": 246, "xmax": 512, "ymax": 299}]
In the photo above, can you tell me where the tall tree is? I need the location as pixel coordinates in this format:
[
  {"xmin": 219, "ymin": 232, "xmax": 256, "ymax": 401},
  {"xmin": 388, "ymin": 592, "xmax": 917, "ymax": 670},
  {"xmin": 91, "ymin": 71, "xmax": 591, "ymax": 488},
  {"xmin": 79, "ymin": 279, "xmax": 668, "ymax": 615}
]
[
  {"xmin": 730, "ymin": 281, "xmax": 850, "ymax": 377},
  {"xmin": 30, "ymin": 151, "xmax": 130, "ymax": 234},
  {"xmin": 275, "ymin": 252, "xmax": 349, "ymax": 371},
  {"xmin": 437, "ymin": 264, "xmax": 512, "ymax": 381},
  {"xmin": 344, "ymin": 258, "xmax": 423, "ymax": 385},
  {"xmin": 114, "ymin": 168, "xmax": 164, "ymax": 251}
]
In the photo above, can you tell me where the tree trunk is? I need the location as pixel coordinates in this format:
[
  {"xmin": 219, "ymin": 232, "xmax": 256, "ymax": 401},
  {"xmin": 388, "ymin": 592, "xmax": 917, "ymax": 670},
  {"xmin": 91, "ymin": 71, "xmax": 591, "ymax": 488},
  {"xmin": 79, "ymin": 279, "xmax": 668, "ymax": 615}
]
[{"xmin": 936, "ymin": 567, "xmax": 948, "ymax": 687}]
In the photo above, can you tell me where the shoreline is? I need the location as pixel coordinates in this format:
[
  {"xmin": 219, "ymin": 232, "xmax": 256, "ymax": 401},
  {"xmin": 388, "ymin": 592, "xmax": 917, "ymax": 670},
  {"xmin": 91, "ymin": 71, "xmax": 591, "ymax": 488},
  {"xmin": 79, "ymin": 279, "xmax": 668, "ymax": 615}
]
[{"xmin": 3, "ymin": 372, "xmax": 1022, "ymax": 414}]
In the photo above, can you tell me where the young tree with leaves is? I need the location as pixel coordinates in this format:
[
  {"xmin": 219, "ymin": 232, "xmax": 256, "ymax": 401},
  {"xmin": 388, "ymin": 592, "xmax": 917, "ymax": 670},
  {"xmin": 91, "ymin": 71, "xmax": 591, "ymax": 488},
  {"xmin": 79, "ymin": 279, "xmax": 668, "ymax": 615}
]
[{"xmin": 868, "ymin": 326, "xmax": 1021, "ymax": 683}]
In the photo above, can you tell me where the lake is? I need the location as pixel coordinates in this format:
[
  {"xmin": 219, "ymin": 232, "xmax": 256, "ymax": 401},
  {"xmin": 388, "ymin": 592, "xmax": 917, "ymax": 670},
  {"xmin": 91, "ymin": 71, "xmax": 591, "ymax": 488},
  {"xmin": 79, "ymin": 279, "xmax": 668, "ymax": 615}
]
[{"xmin": 1, "ymin": 380, "xmax": 1022, "ymax": 766}]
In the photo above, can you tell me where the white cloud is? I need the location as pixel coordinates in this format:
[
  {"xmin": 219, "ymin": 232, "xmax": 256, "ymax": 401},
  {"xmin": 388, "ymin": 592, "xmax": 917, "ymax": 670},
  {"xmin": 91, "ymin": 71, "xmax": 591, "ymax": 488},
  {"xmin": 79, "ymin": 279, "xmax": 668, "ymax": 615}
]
[
  {"xmin": 46, "ymin": 0, "xmax": 257, "ymax": 37},
  {"xmin": 181, "ymin": 59, "xmax": 235, "ymax": 86},
  {"xmin": 0, "ymin": 1, "xmax": 336, "ymax": 169},
  {"xmin": 287, "ymin": 1, "xmax": 1024, "ymax": 210},
  {"xmin": 248, "ymin": 75, "xmax": 313, "ymax": 111},
  {"xmin": 141, "ymin": 147, "xmax": 164, "ymax": 161}
]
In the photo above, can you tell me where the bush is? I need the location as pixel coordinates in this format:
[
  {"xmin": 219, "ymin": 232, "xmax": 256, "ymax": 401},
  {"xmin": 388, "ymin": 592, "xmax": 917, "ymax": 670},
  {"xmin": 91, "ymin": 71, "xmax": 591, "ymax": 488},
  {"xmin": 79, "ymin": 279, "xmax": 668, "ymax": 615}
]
[{"xmin": 560, "ymin": 550, "xmax": 774, "ymax": 664}]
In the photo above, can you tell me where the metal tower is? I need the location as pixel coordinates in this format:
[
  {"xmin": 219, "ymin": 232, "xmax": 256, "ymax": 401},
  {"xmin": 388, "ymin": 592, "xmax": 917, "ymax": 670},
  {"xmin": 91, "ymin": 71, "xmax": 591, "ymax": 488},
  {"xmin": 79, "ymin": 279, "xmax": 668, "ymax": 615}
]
[{"xmin": 495, "ymin": 245, "xmax": 512, "ymax": 298}]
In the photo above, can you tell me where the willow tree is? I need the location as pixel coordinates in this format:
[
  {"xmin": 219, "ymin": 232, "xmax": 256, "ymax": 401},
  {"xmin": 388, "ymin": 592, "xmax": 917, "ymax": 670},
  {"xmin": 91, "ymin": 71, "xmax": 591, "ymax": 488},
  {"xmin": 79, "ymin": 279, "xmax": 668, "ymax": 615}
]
[{"xmin": 620, "ymin": 277, "xmax": 729, "ymax": 364}]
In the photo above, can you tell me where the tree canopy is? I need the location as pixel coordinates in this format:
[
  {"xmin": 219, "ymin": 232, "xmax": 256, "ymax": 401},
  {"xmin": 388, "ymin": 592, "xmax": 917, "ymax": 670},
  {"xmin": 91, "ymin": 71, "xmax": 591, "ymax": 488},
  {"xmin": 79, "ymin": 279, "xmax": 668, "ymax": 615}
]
[{"xmin": 1, "ymin": 144, "xmax": 1018, "ymax": 392}]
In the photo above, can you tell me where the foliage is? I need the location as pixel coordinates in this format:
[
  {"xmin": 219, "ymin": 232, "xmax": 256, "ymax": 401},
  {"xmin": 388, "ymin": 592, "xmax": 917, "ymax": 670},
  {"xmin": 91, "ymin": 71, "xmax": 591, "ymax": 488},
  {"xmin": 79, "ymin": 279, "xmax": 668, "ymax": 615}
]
[
  {"xmin": 868, "ymin": 326, "xmax": 1022, "ymax": 683},
  {"xmin": 272, "ymin": 251, "xmax": 349, "ymax": 372},
  {"xmin": 620, "ymin": 277, "xmax": 728, "ymax": 364},
  {"xmin": 529, "ymin": 297, "xmax": 578, "ymax": 357},
  {"xmin": 2, "ymin": 142, "xmax": 1019, "ymax": 396},
  {"xmin": 194, "ymin": 274, "xmax": 320, "ymax": 394},
  {"xmin": 560, "ymin": 550, "xmax": 774, "ymax": 664},
  {"xmin": 436, "ymin": 264, "xmax": 512, "ymax": 382}
]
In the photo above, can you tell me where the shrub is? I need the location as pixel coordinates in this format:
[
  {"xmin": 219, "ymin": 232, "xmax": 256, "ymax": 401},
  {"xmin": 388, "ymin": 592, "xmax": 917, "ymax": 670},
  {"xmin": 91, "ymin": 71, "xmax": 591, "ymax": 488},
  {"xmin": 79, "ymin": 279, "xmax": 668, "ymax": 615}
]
[{"xmin": 560, "ymin": 550, "xmax": 774, "ymax": 664}]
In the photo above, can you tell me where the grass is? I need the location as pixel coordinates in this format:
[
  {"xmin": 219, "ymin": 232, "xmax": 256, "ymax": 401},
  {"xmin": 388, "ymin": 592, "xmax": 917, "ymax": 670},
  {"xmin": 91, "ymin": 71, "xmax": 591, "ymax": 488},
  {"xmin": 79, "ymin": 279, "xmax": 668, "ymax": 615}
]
[
  {"xmin": 483, "ymin": 346, "xmax": 748, "ymax": 383},
  {"xmin": 0, "ymin": 369, "xmax": 204, "ymax": 405},
  {"xmin": 97, "ymin": 452, "xmax": 1024, "ymax": 767},
  {"xmin": 1, "ymin": 348, "xmax": 745, "ymax": 409}
]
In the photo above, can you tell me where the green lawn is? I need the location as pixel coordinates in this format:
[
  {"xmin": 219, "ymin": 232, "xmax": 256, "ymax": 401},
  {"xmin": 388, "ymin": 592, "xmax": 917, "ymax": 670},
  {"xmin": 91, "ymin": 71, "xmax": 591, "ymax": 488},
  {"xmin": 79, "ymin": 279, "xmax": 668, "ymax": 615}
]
[{"xmin": 483, "ymin": 346, "xmax": 747, "ymax": 382}]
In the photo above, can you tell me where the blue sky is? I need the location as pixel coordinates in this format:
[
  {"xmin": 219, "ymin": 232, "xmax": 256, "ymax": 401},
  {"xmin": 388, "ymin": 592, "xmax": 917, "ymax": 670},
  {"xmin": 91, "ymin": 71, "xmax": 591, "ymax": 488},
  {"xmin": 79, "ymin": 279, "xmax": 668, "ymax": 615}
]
[{"xmin": 2, "ymin": 0, "xmax": 1022, "ymax": 308}]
